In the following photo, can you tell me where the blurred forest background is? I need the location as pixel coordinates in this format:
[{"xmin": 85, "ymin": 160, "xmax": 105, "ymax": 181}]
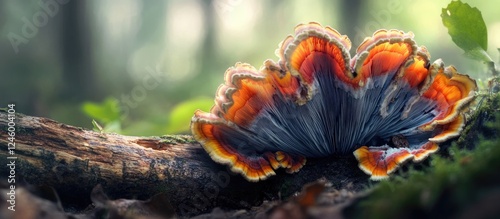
[{"xmin": 0, "ymin": 0, "xmax": 498, "ymax": 136}]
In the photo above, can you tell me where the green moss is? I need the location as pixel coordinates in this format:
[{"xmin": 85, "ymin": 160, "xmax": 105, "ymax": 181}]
[
  {"xmin": 159, "ymin": 134, "xmax": 196, "ymax": 144},
  {"xmin": 457, "ymin": 93, "xmax": 500, "ymax": 144},
  {"xmin": 344, "ymin": 93, "xmax": 500, "ymax": 219}
]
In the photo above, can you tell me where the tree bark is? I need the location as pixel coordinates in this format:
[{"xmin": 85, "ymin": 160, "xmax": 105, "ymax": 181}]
[{"xmin": 0, "ymin": 110, "xmax": 368, "ymax": 217}]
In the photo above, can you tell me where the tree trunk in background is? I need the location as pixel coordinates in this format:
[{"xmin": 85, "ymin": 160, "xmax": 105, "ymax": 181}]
[
  {"xmin": 60, "ymin": 1, "xmax": 98, "ymax": 102},
  {"xmin": 196, "ymin": 0, "xmax": 220, "ymax": 97},
  {"xmin": 339, "ymin": 0, "xmax": 363, "ymax": 44}
]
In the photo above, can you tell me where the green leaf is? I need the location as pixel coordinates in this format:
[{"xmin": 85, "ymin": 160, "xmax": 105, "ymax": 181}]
[
  {"xmin": 463, "ymin": 48, "xmax": 493, "ymax": 63},
  {"xmin": 81, "ymin": 97, "xmax": 121, "ymax": 123},
  {"xmin": 165, "ymin": 97, "xmax": 214, "ymax": 134},
  {"xmin": 102, "ymin": 120, "xmax": 122, "ymax": 133},
  {"xmin": 441, "ymin": 1, "xmax": 492, "ymax": 62}
]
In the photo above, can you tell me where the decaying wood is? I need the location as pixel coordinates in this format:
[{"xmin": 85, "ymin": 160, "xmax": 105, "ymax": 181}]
[{"xmin": 0, "ymin": 110, "xmax": 368, "ymax": 217}]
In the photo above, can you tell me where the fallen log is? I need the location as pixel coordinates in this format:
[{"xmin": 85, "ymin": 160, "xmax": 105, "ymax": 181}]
[{"xmin": 0, "ymin": 110, "xmax": 368, "ymax": 217}]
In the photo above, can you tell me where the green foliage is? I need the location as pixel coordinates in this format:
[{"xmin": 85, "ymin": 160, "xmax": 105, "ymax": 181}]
[
  {"xmin": 80, "ymin": 96, "xmax": 214, "ymax": 135},
  {"xmin": 165, "ymin": 97, "xmax": 214, "ymax": 134},
  {"xmin": 441, "ymin": 1, "xmax": 492, "ymax": 62},
  {"xmin": 81, "ymin": 97, "xmax": 122, "ymax": 133}
]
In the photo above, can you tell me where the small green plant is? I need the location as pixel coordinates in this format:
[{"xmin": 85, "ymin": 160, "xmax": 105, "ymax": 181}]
[{"xmin": 81, "ymin": 97, "xmax": 122, "ymax": 133}]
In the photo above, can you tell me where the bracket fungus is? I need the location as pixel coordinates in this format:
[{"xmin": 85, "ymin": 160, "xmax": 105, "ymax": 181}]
[{"xmin": 191, "ymin": 22, "xmax": 477, "ymax": 181}]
